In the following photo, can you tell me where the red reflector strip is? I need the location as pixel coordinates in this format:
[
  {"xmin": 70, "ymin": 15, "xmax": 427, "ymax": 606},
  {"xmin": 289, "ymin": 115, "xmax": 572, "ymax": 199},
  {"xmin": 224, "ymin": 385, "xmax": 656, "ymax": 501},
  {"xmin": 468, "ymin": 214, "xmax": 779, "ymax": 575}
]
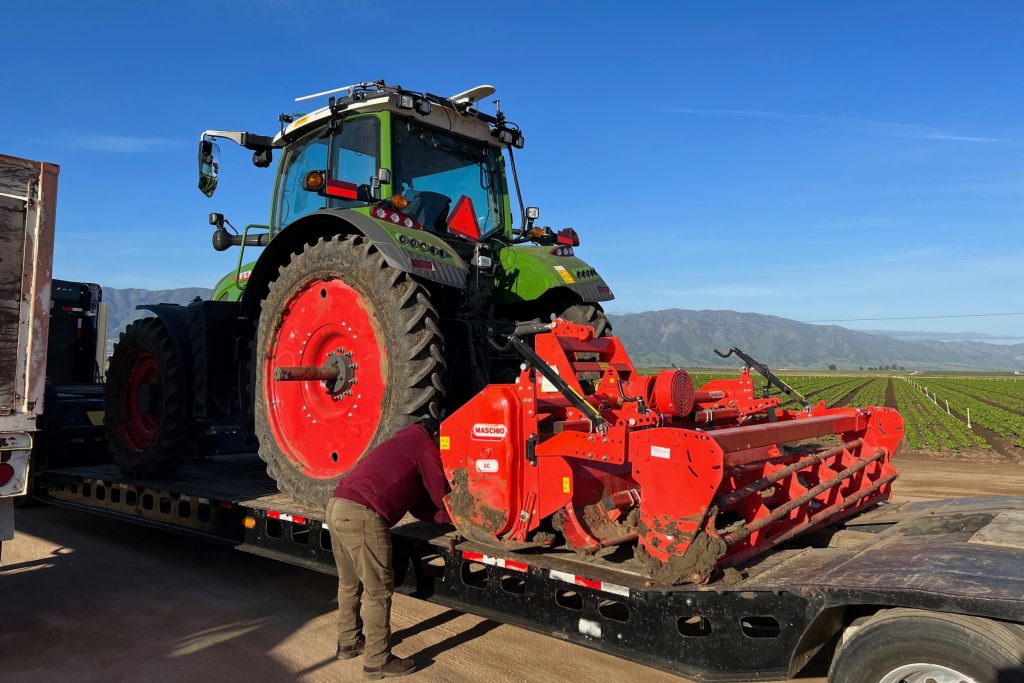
[
  {"xmin": 549, "ymin": 569, "xmax": 630, "ymax": 597},
  {"xmin": 410, "ymin": 258, "xmax": 434, "ymax": 270},
  {"xmin": 461, "ymin": 550, "xmax": 528, "ymax": 573},
  {"xmin": 266, "ymin": 510, "xmax": 308, "ymax": 524},
  {"xmin": 325, "ymin": 179, "xmax": 358, "ymax": 199},
  {"xmin": 596, "ymin": 285, "xmax": 611, "ymax": 294},
  {"xmin": 264, "ymin": 509, "xmax": 307, "ymax": 528}
]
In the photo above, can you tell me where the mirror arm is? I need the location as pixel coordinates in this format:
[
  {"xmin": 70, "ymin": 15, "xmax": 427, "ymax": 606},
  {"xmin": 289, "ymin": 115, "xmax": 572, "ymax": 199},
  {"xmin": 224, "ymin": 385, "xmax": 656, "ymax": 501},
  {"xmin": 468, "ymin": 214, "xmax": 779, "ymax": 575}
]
[{"xmin": 200, "ymin": 130, "xmax": 276, "ymax": 152}]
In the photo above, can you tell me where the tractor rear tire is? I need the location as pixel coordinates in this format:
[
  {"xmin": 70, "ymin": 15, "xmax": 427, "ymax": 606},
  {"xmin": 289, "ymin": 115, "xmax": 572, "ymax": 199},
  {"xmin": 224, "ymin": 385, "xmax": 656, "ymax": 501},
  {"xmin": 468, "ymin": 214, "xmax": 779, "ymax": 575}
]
[
  {"xmin": 105, "ymin": 317, "xmax": 199, "ymax": 477},
  {"xmin": 256, "ymin": 234, "xmax": 445, "ymax": 507},
  {"xmin": 559, "ymin": 302, "xmax": 612, "ymax": 337}
]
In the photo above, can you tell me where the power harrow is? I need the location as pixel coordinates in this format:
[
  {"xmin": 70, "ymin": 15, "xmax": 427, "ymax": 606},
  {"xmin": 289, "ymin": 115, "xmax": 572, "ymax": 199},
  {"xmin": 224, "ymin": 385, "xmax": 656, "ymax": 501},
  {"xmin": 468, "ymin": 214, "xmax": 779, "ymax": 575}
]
[{"xmin": 440, "ymin": 320, "xmax": 903, "ymax": 584}]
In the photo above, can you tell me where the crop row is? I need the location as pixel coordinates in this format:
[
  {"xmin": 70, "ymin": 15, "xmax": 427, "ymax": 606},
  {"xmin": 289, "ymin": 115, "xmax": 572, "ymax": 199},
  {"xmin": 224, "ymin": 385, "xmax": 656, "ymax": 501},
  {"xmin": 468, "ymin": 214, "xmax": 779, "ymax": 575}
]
[
  {"xmin": 843, "ymin": 378, "xmax": 888, "ymax": 408},
  {"xmin": 924, "ymin": 378, "xmax": 1024, "ymax": 416},
  {"xmin": 908, "ymin": 379, "xmax": 1024, "ymax": 447},
  {"xmin": 892, "ymin": 379, "xmax": 987, "ymax": 451}
]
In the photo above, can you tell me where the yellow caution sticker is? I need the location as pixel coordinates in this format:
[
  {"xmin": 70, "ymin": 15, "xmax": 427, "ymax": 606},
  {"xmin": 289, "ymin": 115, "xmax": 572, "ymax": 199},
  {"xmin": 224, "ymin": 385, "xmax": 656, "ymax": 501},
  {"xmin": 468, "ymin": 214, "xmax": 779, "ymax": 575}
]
[
  {"xmin": 553, "ymin": 265, "xmax": 575, "ymax": 284},
  {"xmin": 440, "ymin": 436, "xmax": 451, "ymax": 451},
  {"xmin": 562, "ymin": 476, "xmax": 571, "ymax": 493}
]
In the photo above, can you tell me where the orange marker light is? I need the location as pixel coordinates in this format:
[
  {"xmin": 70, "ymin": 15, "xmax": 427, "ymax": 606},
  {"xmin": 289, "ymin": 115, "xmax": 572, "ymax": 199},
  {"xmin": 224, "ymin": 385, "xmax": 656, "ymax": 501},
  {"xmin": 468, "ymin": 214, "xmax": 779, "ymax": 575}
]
[
  {"xmin": 390, "ymin": 194, "xmax": 409, "ymax": 210},
  {"xmin": 302, "ymin": 170, "xmax": 325, "ymax": 191},
  {"xmin": 244, "ymin": 517, "xmax": 256, "ymax": 529}
]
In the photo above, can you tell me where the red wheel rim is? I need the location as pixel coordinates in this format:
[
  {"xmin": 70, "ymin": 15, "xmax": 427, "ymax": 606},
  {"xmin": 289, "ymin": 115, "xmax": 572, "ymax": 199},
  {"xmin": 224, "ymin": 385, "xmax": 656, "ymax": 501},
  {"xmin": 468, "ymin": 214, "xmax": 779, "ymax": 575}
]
[
  {"xmin": 118, "ymin": 349, "xmax": 160, "ymax": 451},
  {"xmin": 264, "ymin": 277, "xmax": 387, "ymax": 479}
]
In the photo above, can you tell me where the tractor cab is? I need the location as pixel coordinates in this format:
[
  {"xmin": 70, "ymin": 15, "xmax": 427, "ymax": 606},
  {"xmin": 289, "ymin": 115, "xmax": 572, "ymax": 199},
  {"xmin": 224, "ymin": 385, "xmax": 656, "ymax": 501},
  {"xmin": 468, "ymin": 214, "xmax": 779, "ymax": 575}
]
[
  {"xmin": 198, "ymin": 81, "xmax": 562, "ymax": 303},
  {"xmin": 200, "ymin": 83, "xmax": 519, "ymax": 236}
]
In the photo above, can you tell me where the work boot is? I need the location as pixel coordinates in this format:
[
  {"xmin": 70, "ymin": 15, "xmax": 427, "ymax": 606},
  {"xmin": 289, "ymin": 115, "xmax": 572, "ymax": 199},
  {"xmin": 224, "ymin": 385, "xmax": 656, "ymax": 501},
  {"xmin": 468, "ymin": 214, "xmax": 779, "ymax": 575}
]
[
  {"xmin": 336, "ymin": 636, "xmax": 365, "ymax": 660},
  {"xmin": 363, "ymin": 654, "xmax": 417, "ymax": 679}
]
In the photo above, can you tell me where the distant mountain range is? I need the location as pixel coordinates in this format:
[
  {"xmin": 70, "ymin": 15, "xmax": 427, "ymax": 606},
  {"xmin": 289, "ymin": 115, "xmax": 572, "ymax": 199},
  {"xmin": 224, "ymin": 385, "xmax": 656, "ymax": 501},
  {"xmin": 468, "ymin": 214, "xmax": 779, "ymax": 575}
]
[
  {"xmin": 608, "ymin": 309, "xmax": 1024, "ymax": 371},
  {"xmin": 99, "ymin": 287, "xmax": 1024, "ymax": 371}
]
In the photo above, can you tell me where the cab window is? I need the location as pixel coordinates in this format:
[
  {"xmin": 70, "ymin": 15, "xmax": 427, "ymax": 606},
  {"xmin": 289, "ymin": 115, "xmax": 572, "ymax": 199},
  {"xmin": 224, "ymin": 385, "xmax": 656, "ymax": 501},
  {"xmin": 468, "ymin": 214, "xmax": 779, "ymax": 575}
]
[
  {"xmin": 272, "ymin": 116, "xmax": 381, "ymax": 229},
  {"xmin": 274, "ymin": 132, "xmax": 328, "ymax": 229}
]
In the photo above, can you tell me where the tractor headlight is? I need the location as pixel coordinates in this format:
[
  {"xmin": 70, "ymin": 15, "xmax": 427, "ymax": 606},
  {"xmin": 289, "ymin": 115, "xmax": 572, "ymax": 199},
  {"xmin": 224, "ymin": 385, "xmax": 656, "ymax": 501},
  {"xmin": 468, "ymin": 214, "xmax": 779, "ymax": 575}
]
[{"xmin": 398, "ymin": 94, "xmax": 415, "ymax": 109}]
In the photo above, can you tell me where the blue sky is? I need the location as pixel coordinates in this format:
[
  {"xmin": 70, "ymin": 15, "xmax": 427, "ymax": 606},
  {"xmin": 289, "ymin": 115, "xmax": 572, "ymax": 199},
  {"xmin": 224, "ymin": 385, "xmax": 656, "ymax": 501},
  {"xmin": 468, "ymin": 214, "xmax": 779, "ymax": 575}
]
[{"xmin": 3, "ymin": 1, "xmax": 1022, "ymax": 339}]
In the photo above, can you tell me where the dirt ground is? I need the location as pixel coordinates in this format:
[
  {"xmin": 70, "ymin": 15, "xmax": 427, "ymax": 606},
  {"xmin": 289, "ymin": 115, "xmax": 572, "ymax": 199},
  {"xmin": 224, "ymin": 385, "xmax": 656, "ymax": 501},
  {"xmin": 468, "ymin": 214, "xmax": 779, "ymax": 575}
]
[{"xmin": 2, "ymin": 452, "xmax": 1020, "ymax": 683}]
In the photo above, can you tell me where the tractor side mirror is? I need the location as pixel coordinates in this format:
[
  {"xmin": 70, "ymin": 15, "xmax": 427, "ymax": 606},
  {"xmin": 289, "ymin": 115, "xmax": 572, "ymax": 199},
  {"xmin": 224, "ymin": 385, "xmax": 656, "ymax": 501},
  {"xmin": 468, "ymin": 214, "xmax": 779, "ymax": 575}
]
[{"xmin": 198, "ymin": 139, "xmax": 220, "ymax": 198}]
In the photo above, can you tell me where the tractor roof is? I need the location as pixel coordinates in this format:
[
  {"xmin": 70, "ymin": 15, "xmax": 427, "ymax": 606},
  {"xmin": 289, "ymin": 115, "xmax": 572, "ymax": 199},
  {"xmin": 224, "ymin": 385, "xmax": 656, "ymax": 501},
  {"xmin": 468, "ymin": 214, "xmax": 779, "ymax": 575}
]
[{"xmin": 274, "ymin": 81, "xmax": 511, "ymax": 148}]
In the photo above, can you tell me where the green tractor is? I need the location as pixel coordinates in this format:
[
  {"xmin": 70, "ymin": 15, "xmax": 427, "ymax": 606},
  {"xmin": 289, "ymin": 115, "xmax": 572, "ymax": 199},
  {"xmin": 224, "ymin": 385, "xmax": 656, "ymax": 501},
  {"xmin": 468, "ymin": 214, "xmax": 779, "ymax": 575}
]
[{"xmin": 104, "ymin": 81, "xmax": 613, "ymax": 506}]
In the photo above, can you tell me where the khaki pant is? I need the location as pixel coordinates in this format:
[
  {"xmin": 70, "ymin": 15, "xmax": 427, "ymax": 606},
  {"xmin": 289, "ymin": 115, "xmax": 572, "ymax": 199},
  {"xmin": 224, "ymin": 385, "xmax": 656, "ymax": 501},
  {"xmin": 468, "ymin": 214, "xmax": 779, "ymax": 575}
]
[{"xmin": 327, "ymin": 497, "xmax": 395, "ymax": 668}]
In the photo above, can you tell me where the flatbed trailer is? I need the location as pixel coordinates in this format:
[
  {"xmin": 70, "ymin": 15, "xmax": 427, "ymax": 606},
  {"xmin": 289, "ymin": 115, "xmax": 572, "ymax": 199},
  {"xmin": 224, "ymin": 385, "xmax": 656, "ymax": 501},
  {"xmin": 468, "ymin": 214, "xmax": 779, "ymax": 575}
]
[{"xmin": 34, "ymin": 456, "xmax": 1024, "ymax": 681}]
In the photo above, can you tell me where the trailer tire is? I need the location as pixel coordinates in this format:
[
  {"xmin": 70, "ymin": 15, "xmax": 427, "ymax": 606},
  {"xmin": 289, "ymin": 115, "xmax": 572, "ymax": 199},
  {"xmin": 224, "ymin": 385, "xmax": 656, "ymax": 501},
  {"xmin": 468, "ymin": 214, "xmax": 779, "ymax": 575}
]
[
  {"xmin": 828, "ymin": 608, "xmax": 1024, "ymax": 683},
  {"xmin": 256, "ymin": 234, "xmax": 445, "ymax": 508},
  {"xmin": 105, "ymin": 317, "xmax": 199, "ymax": 477}
]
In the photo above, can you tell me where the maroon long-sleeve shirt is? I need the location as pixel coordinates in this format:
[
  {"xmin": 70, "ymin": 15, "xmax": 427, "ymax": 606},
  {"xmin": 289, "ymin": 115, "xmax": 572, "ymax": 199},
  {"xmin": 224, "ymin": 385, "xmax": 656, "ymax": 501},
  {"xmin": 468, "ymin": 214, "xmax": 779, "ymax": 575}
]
[{"xmin": 333, "ymin": 423, "xmax": 452, "ymax": 527}]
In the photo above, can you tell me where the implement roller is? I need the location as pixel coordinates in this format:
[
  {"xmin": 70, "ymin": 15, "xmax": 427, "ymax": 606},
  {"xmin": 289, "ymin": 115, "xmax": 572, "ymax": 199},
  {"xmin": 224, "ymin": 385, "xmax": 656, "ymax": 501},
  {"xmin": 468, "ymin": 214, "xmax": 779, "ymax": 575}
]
[{"xmin": 440, "ymin": 320, "xmax": 903, "ymax": 584}]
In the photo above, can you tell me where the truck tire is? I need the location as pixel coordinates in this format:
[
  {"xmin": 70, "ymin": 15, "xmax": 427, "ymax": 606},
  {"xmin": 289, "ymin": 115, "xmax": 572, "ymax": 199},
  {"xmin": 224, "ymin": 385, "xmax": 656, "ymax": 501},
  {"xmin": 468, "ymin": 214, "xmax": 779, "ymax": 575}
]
[
  {"xmin": 256, "ymin": 234, "xmax": 445, "ymax": 507},
  {"xmin": 828, "ymin": 608, "xmax": 1024, "ymax": 683},
  {"xmin": 105, "ymin": 317, "xmax": 199, "ymax": 477}
]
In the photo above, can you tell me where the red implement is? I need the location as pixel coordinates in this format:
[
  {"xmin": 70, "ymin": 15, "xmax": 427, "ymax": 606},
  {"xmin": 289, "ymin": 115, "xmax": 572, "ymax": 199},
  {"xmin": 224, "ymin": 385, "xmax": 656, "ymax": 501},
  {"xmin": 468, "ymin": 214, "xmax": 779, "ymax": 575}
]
[{"xmin": 440, "ymin": 320, "xmax": 903, "ymax": 584}]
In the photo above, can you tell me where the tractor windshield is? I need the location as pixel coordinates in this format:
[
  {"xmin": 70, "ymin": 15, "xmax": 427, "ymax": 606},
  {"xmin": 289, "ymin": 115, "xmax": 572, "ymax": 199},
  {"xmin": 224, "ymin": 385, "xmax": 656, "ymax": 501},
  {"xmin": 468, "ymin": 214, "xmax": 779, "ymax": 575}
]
[{"xmin": 392, "ymin": 118, "xmax": 504, "ymax": 237}]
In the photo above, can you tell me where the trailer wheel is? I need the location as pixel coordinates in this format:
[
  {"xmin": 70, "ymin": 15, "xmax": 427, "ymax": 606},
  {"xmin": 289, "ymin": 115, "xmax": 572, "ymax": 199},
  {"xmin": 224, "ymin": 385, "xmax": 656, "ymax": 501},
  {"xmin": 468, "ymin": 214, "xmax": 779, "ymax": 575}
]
[
  {"xmin": 828, "ymin": 608, "xmax": 1024, "ymax": 683},
  {"xmin": 256, "ymin": 234, "xmax": 445, "ymax": 507},
  {"xmin": 105, "ymin": 317, "xmax": 199, "ymax": 476}
]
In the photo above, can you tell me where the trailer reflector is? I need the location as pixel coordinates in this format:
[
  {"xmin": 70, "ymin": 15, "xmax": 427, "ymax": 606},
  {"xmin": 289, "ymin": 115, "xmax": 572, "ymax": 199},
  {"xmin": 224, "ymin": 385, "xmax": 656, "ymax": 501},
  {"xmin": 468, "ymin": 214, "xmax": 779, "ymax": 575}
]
[
  {"xmin": 461, "ymin": 550, "xmax": 528, "ymax": 572},
  {"xmin": 550, "ymin": 569, "xmax": 630, "ymax": 597},
  {"xmin": 244, "ymin": 517, "xmax": 256, "ymax": 529},
  {"xmin": 266, "ymin": 510, "xmax": 305, "ymax": 523}
]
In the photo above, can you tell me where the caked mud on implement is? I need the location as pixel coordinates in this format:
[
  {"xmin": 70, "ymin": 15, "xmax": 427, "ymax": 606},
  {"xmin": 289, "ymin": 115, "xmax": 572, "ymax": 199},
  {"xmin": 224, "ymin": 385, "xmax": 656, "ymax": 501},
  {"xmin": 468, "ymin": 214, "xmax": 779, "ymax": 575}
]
[{"xmin": 440, "ymin": 320, "xmax": 904, "ymax": 584}]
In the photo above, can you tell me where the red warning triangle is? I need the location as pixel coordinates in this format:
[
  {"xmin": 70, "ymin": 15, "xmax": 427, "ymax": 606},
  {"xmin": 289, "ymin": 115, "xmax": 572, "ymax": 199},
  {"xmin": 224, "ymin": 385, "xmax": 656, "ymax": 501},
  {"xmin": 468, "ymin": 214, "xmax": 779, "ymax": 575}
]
[{"xmin": 447, "ymin": 195, "xmax": 480, "ymax": 241}]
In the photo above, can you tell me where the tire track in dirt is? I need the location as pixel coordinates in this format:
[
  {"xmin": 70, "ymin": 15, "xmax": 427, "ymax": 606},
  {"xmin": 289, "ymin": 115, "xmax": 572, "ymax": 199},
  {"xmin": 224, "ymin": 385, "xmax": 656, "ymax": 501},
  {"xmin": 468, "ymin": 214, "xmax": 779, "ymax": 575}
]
[{"xmin": 884, "ymin": 378, "xmax": 897, "ymax": 409}]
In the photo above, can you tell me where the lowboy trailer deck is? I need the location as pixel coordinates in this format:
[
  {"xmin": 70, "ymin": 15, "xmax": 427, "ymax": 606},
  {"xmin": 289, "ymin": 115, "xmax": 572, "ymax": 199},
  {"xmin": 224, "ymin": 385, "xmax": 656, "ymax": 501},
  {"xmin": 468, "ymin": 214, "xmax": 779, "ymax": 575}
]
[{"xmin": 34, "ymin": 455, "xmax": 1024, "ymax": 682}]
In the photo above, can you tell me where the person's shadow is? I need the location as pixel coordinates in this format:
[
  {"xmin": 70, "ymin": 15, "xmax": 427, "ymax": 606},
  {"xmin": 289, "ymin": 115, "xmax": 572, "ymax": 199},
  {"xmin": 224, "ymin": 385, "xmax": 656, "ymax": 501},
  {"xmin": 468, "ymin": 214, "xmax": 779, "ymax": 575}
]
[{"xmin": 392, "ymin": 609, "xmax": 502, "ymax": 671}]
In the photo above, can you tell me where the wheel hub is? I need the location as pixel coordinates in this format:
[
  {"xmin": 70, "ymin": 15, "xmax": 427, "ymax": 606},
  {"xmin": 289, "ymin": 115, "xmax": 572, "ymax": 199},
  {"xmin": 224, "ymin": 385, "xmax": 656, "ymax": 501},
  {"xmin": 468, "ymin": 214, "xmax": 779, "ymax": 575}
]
[
  {"xmin": 324, "ymin": 350, "xmax": 357, "ymax": 397},
  {"xmin": 136, "ymin": 382, "xmax": 159, "ymax": 414},
  {"xmin": 878, "ymin": 663, "xmax": 975, "ymax": 683},
  {"xmin": 120, "ymin": 350, "xmax": 160, "ymax": 452}
]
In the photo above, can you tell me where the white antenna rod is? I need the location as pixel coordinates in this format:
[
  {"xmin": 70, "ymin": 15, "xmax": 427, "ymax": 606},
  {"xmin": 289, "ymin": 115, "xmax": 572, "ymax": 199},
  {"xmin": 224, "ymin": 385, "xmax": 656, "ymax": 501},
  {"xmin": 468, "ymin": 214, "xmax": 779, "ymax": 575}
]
[{"xmin": 295, "ymin": 82, "xmax": 362, "ymax": 102}]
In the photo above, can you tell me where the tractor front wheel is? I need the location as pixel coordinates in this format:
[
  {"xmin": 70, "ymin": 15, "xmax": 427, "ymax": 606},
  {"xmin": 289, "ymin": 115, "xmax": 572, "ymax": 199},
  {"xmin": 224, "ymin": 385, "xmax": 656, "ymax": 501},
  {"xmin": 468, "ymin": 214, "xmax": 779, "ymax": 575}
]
[
  {"xmin": 105, "ymin": 318, "xmax": 198, "ymax": 477},
  {"xmin": 256, "ymin": 234, "xmax": 445, "ymax": 507}
]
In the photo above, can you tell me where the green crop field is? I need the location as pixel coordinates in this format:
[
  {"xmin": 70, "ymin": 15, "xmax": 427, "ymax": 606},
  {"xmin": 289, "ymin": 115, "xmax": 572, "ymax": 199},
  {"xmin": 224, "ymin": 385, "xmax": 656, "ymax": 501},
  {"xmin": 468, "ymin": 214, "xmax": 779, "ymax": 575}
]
[{"xmin": 639, "ymin": 367, "xmax": 1024, "ymax": 455}]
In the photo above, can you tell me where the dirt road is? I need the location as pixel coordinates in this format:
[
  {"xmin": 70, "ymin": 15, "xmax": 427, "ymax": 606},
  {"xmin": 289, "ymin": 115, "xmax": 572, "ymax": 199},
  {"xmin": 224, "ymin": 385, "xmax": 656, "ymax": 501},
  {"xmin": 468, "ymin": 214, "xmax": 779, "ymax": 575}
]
[{"xmin": 2, "ymin": 454, "xmax": 1019, "ymax": 682}]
